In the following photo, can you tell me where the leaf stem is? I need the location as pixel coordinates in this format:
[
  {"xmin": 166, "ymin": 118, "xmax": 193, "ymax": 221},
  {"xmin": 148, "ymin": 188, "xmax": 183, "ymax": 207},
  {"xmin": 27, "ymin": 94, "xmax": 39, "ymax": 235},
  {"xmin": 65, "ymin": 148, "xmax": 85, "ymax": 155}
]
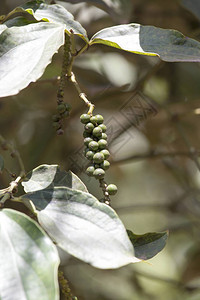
[
  {"xmin": 99, "ymin": 179, "xmax": 111, "ymax": 205},
  {"xmin": 69, "ymin": 73, "xmax": 95, "ymax": 114},
  {"xmin": 76, "ymin": 43, "xmax": 89, "ymax": 57}
]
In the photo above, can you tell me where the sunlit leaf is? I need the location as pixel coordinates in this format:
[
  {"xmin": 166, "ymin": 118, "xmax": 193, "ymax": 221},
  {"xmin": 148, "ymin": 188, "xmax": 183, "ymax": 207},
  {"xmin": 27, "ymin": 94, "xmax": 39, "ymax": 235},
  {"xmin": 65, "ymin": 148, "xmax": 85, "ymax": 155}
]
[
  {"xmin": 0, "ymin": 19, "xmax": 64, "ymax": 97},
  {"xmin": 21, "ymin": 1, "xmax": 88, "ymax": 42},
  {"xmin": 0, "ymin": 209, "xmax": 60, "ymax": 300},
  {"xmin": 22, "ymin": 164, "xmax": 88, "ymax": 193},
  {"xmin": 127, "ymin": 230, "xmax": 168, "ymax": 260},
  {"xmin": 22, "ymin": 187, "xmax": 141, "ymax": 269},
  {"xmin": 90, "ymin": 23, "xmax": 200, "ymax": 62}
]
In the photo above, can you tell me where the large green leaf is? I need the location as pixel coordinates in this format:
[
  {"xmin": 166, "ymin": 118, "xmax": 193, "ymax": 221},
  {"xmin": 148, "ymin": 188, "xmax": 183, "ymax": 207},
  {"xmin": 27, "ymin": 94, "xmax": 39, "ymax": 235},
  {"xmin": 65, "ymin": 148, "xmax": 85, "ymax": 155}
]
[
  {"xmin": 21, "ymin": 1, "xmax": 88, "ymax": 42},
  {"xmin": 57, "ymin": 0, "xmax": 133, "ymax": 21},
  {"xmin": 127, "ymin": 230, "xmax": 168, "ymax": 260},
  {"xmin": 0, "ymin": 19, "xmax": 64, "ymax": 97},
  {"xmin": 90, "ymin": 23, "xmax": 200, "ymax": 62},
  {"xmin": 0, "ymin": 209, "xmax": 60, "ymax": 300},
  {"xmin": 22, "ymin": 164, "xmax": 88, "ymax": 193},
  {"xmin": 22, "ymin": 187, "xmax": 140, "ymax": 269}
]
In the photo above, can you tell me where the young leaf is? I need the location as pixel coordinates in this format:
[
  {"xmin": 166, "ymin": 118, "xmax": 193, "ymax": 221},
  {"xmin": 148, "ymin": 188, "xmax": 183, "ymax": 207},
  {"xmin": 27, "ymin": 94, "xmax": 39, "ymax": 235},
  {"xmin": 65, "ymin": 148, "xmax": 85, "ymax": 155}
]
[
  {"xmin": 22, "ymin": 187, "xmax": 141, "ymax": 269},
  {"xmin": 90, "ymin": 23, "xmax": 200, "ymax": 62},
  {"xmin": 127, "ymin": 230, "xmax": 168, "ymax": 260},
  {"xmin": 22, "ymin": 164, "xmax": 88, "ymax": 193},
  {"xmin": 21, "ymin": 1, "xmax": 88, "ymax": 42},
  {"xmin": 0, "ymin": 19, "xmax": 65, "ymax": 97},
  {"xmin": 0, "ymin": 209, "xmax": 60, "ymax": 300}
]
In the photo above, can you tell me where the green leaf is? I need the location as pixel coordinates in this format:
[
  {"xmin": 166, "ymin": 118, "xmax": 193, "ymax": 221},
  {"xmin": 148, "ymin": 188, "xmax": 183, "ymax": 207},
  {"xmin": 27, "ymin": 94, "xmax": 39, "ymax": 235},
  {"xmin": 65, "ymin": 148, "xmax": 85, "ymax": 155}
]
[
  {"xmin": 22, "ymin": 187, "xmax": 141, "ymax": 269},
  {"xmin": 90, "ymin": 23, "xmax": 200, "ymax": 62},
  {"xmin": 4, "ymin": 16, "xmax": 37, "ymax": 28},
  {"xmin": 0, "ymin": 19, "xmax": 64, "ymax": 97},
  {"xmin": 57, "ymin": 0, "xmax": 133, "ymax": 22},
  {"xmin": 0, "ymin": 155, "xmax": 4, "ymax": 172},
  {"xmin": 127, "ymin": 230, "xmax": 168, "ymax": 260},
  {"xmin": 21, "ymin": 1, "xmax": 88, "ymax": 42},
  {"xmin": 22, "ymin": 164, "xmax": 88, "ymax": 193},
  {"xmin": 0, "ymin": 209, "xmax": 60, "ymax": 300}
]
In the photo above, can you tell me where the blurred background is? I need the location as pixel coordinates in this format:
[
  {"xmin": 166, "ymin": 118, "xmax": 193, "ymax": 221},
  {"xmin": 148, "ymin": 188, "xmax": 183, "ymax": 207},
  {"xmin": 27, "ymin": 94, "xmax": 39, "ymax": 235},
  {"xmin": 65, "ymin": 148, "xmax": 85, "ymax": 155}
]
[{"xmin": 1, "ymin": 0, "xmax": 200, "ymax": 299}]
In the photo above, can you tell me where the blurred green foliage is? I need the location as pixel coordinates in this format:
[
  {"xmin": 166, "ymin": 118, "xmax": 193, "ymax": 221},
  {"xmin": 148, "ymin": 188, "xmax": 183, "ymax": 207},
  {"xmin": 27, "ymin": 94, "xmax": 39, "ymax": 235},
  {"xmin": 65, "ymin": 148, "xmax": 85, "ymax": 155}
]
[{"xmin": 1, "ymin": 0, "xmax": 200, "ymax": 299}]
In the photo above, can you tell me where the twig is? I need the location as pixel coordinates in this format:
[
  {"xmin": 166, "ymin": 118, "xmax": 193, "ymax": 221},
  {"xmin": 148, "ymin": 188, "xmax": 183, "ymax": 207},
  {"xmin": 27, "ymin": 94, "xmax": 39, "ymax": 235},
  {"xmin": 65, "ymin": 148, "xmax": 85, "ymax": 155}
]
[
  {"xmin": 173, "ymin": 121, "xmax": 200, "ymax": 172},
  {"xmin": 115, "ymin": 203, "xmax": 168, "ymax": 213},
  {"xmin": 112, "ymin": 149, "xmax": 200, "ymax": 165},
  {"xmin": 63, "ymin": 34, "xmax": 112, "ymax": 204},
  {"xmin": 99, "ymin": 179, "xmax": 111, "ymax": 205},
  {"xmin": 0, "ymin": 135, "xmax": 25, "ymax": 206},
  {"xmin": 69, "ymin": 73, "xmax": 95, "ymax": 114}
]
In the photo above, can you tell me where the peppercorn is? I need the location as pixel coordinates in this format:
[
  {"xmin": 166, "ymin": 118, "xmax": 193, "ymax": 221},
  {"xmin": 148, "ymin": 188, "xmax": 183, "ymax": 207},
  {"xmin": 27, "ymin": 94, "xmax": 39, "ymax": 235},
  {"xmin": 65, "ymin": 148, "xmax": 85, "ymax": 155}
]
[
  {"xmin": 100, "ymin": 160, "xmax": 110, "ymax": 170},
  {"xmin": 93, "ymin": 168, "xmax": 105, "ymax": 179},
  {"xmin": 98, "ymin": 139, "xmax": 107, "ymax": 149},
  {"xmin": 106, "ymin": 184, "xmax": 118, "ymax": 195},
  {"xmin": 100, "ymin": 149, "xmax": 110, "ymax": 159},
  {"xmin": 85, "ymin": 150, "xmax": 95, "ymax": 160},
  {"xmin": 84, "ymin": 122, "xmax": 94, "ymax": 133},
  {"xmin": 93, "ymin": 152, "xmax": 104, "ymax": 164},
  {"xmin": 86, "ymin": 166, "xmax": 95, "ymax": 176},
  {"xmin": 92, "ymin": 126, "xmax": 103, "ymax": 138},
  {"xmin": 96, "ymin": 114, "xmax": 104, "ymax": 124},
  {"xmin": 80, "ymin": 114, "xmax": 90, "ymax": 124},
  {"xmin": 88, "ymin": 141, "xmax": 99, "ymax": 151}
]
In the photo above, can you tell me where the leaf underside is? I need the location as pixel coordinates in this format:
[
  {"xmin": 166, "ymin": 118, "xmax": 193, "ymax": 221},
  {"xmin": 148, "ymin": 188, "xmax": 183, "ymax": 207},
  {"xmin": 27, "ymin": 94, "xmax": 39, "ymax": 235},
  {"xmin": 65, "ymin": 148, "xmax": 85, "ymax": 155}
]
[
  {"xmin": 22, "ymin": 186, "xmax": 140, "ymax": 269},
  {"xmin": 127, "ymin": 230, "xmax": 168, "ymax": 260},
  {"xmin": 22, "ymin": 164, "xmax": 88, "ymax": 193}
]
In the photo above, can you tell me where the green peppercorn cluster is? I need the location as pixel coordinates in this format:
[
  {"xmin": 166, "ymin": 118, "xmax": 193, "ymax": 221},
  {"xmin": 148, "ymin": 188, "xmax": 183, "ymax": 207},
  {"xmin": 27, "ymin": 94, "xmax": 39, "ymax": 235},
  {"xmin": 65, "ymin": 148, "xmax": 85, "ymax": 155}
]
[
  {"xmin": 80, "ymin": 113, "xmax": 117, "ymax": 196},
  {"xmin": 52, "ymin": 102, "xmax": 71, "ymax": 135}
]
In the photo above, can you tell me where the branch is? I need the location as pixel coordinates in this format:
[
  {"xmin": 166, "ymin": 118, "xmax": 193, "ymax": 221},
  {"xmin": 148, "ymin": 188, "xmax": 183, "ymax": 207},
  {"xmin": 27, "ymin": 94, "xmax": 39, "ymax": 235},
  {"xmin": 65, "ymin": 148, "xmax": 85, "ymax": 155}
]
[
  {"xmin": 134, "ymin": 270, "xmax": 184, "ymax": 289},
  {"xmin": 173, "ymin": 121, "xmax": 200, "ymax": 172},
  {"xmin": 112, "ymin": 149, "xmax": 200, "ymax": 165},
  {"xmin": 0, "ymin": 135, "xmax": 25, "ymax": 206},
  {"xmin": 115, "ymin": 203, "xmax": 168, "ymax": 213}
]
